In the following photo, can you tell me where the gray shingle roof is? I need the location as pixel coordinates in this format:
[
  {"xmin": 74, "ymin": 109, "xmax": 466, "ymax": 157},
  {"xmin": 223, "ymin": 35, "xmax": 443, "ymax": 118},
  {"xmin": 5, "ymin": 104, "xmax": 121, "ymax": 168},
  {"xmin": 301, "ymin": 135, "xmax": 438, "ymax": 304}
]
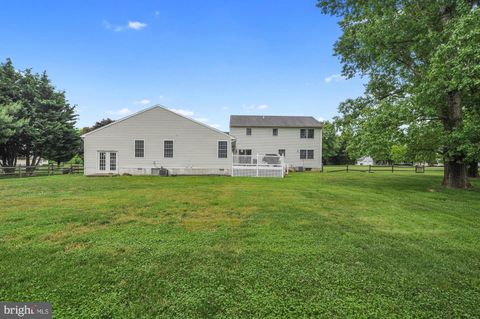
[{"xmin": 230, "ymin": 115, "xmax": 322, "ymax": 128}]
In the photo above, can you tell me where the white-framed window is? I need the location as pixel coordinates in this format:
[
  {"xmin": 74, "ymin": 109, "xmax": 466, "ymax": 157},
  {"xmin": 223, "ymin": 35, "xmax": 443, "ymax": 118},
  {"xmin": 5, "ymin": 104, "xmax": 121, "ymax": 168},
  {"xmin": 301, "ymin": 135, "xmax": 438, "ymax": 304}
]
[
  {"xmin": 300, "ymin": 150, "xmax": 314, "ymax": 159},
  {"xmin": 109, "ymin": 152, "xmax": 117, "ymax": 171},
  {"xmin": 135, "ymin": 140, "xmax": 144, "ymax": 158},
  {"xmin": 99, "ymin": 152, "xmax": 106, "ymax": 170},
  {"xmin": 238, "ymin": 149, "xmax": 252, "ymax": 155},
  {"xmin": 300, "ymin": 129, "xmax": 306, "ymax": 138},
  {"xmin": 300, "ymin": 128, "xmax": 314, "ymax": 139},
  {"xmin": 218, "ymin": 141, "xmax": 228, "ymax": 158},
  {"xmin": 164, "ymin": 140, "xmax": 173, "ymax": 158},
  {"xmin": 246, "ymin": 128, "xmax": 252, "ymax": 136},
  {"xmin": 308, "ymin": 129, "xmax": 314, "ymax": 138},
  {"xmin": 273, "ymin": 128, "xmax": 278, "ymax": 136}
]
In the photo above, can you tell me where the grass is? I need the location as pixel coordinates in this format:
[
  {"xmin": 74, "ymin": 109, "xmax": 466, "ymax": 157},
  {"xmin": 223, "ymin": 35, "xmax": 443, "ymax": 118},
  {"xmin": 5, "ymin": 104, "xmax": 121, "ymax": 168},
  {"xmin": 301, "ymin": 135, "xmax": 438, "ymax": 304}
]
[{"xmin": 0, "ymin": 170, "xmax": 479, "ymax": 318}]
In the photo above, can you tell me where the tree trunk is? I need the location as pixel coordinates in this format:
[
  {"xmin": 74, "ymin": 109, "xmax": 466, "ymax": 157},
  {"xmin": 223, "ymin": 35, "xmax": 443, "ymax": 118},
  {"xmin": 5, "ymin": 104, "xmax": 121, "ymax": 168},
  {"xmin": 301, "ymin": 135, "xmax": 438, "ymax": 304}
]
[
  {"xmin": 441, "ymin": 91, "xmax": 471, "ymax": 188},
  {"xmin": 468, "ymin": 161, "xmax": 479, "ymax": 178},
  {"xmin": 442, "ymin": 161, "xmax": 471, "ymax": 188}
]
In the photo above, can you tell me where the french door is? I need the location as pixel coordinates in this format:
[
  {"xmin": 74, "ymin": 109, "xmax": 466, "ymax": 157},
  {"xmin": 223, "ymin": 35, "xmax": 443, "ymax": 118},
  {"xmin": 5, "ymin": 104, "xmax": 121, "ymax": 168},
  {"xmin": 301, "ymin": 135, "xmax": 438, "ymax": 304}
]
[{"xmin": 98, "ymin": 151, "xmax": 118, "ymax": 172}]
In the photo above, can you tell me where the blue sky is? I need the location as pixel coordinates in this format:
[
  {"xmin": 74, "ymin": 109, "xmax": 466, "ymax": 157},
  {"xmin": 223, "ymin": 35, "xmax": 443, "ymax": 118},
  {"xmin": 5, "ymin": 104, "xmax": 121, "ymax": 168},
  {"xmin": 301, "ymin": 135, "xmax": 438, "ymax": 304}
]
[{"xmin": 1, "ymin": 0, "xmax": 365, "ymax": 130}]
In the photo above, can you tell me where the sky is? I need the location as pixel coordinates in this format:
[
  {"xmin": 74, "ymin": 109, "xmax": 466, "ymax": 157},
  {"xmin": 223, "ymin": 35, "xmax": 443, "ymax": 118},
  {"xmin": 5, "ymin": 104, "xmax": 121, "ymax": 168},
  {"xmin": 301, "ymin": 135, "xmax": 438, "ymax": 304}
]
[{"xmin": 1, "ymin": 0, "xmax": 365, "ymax": 130}]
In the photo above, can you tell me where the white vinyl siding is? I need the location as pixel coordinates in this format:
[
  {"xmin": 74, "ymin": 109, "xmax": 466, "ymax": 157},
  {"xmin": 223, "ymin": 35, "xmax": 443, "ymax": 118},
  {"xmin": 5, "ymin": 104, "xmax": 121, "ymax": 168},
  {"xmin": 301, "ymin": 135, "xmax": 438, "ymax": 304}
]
[
  {"xmin": 83, "ymin": 107, "xmax": 232, "ymax": 175},
  {"xmin": 231, "ymin": 126, "xmax": 322, "ymax": 169}
]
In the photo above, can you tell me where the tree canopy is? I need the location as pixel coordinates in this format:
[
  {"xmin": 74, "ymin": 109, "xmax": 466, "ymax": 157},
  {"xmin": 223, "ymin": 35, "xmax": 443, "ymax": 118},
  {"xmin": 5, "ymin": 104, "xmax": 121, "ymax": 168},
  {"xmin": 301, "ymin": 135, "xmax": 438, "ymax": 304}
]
[
  {"xmin": 0, "ymin": 58, "xmax": 81, "ymax": 167},
  {"xmin": 318, "ymin": 0, "xmax": 480, "ymax": 187}
]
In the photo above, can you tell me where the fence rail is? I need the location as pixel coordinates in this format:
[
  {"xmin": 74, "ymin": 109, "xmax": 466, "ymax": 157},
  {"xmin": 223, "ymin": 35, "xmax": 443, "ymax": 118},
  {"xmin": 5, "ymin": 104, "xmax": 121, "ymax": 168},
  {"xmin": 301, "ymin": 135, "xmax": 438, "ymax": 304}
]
[
  {"xmin": 325, "ymin": 164, "xmax": 443, "ymax": 174},
  {"xmin": 0, "ymin": 164, "xmax": 83, "ymax": 179}
]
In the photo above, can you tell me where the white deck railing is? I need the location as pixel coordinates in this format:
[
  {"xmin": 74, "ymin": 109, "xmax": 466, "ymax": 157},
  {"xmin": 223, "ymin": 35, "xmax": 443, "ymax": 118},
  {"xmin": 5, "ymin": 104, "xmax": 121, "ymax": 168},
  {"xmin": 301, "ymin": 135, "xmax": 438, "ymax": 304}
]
[{"xmin": 232, "ymin": 154, "xmax": 286, "ymax": 178}]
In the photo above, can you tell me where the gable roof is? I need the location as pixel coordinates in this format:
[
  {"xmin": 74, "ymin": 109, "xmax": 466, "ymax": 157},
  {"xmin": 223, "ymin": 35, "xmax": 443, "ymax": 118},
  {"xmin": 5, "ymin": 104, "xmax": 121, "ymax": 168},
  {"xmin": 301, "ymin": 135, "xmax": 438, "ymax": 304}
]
[
  {"xmin": 230, "ymin": 115, "xmax": 323, "ymax": 128},
  {"xmin": 81, "ymin": 105, "xmax": 232, "ymax": 138}
]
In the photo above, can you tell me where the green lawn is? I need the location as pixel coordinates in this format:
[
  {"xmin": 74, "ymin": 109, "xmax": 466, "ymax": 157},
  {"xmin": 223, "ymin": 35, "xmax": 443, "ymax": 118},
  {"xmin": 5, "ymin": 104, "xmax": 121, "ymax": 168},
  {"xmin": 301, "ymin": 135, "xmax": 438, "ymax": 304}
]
[{"xmin": 0, "ymin": 171, "xmax": 479, "ymax": 318}]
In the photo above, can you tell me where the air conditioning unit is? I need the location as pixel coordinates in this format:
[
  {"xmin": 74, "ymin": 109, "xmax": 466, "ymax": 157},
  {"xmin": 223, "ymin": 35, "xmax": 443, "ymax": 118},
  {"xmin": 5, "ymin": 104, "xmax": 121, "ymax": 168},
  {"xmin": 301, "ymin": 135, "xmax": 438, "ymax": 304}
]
[{"xmin": 151, "ymin": 167, "xmax": 169, "ymax": 176}]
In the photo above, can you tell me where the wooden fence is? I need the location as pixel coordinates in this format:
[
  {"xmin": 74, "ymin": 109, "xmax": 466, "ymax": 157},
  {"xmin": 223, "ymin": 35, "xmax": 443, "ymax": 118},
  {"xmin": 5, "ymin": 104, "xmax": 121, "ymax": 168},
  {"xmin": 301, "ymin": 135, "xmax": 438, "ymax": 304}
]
[
  {"xmin": 0, "ymin": 164, "xmax": 83, "ymax": 179},
  {"xmin": 325, "ymin": 164, "xmax": 443, "ymax": 173}
]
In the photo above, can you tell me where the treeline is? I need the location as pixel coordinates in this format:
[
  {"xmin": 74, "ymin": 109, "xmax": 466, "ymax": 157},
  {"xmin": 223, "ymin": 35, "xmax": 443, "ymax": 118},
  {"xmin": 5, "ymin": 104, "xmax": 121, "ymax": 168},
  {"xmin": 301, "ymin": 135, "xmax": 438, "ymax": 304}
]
[{"xmin": 0, "ymin": 59, "xmax": 80, "ymax": 167}]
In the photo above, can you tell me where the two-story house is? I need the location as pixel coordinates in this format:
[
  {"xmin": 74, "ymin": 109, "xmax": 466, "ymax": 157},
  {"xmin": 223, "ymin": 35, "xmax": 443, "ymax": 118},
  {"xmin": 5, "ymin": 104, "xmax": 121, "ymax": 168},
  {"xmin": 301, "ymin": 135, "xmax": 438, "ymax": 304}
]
[{"xmin": 229, "ymin": 115, "xmax": 323, "ymax": 170}]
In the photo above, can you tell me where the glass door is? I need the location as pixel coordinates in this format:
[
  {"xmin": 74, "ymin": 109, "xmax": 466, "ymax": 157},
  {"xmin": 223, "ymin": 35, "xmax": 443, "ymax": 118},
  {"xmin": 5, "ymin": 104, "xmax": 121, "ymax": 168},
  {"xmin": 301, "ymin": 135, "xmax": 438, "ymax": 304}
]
[{"xmin": 98, "ymin": 151, "xmax": 118, "ymax": 172}]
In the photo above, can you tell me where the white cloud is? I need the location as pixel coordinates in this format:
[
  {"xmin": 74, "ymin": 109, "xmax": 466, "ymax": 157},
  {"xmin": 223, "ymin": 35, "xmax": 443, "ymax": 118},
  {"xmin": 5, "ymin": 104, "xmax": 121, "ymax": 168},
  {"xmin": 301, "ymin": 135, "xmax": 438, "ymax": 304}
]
[
  {"xmin": 242, "ymin": 104, "xmax": 270, "ymax": 111},
  {"xmin": 316, "ymin": 116, "xmax": 325, "ymax": 122},
  {"xmin": 324, "ymin": 74, "xmax": 345, "ymax": 83},
  {"xmin": 103, "ymin": 20, "xmax": 147, "ymax": 32},
  {"xmin": 221, "ymin": 106, "xmax": 229, "ymax": 111},
  {"xmin": 168, "ymin": 109, "xmax": 221, "ymax": 129},
  {"xmin": 128, "ymin": 21, "xmax": 147, "ymax": 30},
  {"xmin": 108, "ymin": 108, "xmax": 132, "ymax": 116},
  {"xmin": 134, "ymin": 99, "xmax": 151, "ymax": 105},
  {"xmin": 154, "ymin": 10, "xmax": 160, "ymax": 17},
  {"xmin": 169, "ymin": 108, "xmax": 194, "ymax": 117}
]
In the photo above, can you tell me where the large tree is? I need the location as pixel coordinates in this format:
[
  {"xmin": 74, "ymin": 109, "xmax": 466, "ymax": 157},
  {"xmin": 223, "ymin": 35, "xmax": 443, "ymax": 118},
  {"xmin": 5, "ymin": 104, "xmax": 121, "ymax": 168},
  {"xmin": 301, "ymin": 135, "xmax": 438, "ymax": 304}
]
[
  {"xmin": 318, "ymin": 0, "xmax": 480, "ymax": 188},
  {"xmin": 81, "ymin": 118, "xmax": 115, "ymax": 135},
  {"xmin": 0, "ymin": 59, "xmax": 80, "ymax": 167}
]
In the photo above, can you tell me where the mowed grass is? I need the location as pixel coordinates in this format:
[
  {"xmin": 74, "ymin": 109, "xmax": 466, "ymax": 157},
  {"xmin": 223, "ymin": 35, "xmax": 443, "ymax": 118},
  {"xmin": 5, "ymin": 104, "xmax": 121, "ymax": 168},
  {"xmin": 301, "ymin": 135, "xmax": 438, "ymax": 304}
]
[{"xmin": 0, "ymin": 170, "xmax": 479, "ymax": 318}]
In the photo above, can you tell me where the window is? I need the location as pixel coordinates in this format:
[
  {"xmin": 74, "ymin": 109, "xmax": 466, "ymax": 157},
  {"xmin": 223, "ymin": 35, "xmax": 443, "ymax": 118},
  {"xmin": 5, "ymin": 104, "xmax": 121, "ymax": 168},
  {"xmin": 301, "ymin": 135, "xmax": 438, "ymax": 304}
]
[
  {"xmin": 300, "ymin": 150, "xmax": 307, "ymax": 159},
  {"xmin": 246, "ymin": 128, "xmax": 252, "ymax": 136},
  {"xmin": 164, "ymin": 140, "xmax": 173, "ymax": 158},
  {"xmin": 109, "ymin": 152, "xmax": 117, "ymax": 171},
  {"xmin": 300, "ymin": 129, "xmax": 306, "ymax": 138},
  {"xmin": 307, "ymin": 150, "xmax": 314, "ymax": 159},
  {"xmin": 300, "ymin": 128, "xmax": 314, "ymax": 139},
  {"xmin": 307, "ymin": 129, "xmax": 314, "ymax": 138},
  {"xmin": 273, "ymin": 128, "xmax": 278, "ymax": 136},
  {"xmin": 218, "ymin": 141, "xmax": 228, "ymax": 158},
  {"xmin": 99, "ymin": 152, "xmax": 106, "ymax": 170},
  {"xmin": 135, "ymin": 140, "xmax": 144, "ymax": 158},
  {"xmin": 300, "ymin": 150, "xmax": 314, "ymax": 159},
  {"xmin": 239, "ymin": 149, "xmax": 252, "ymax": 155},
  {"xmin": 278, "ymin": 149, "xmax": 286, "ymax": 157}
]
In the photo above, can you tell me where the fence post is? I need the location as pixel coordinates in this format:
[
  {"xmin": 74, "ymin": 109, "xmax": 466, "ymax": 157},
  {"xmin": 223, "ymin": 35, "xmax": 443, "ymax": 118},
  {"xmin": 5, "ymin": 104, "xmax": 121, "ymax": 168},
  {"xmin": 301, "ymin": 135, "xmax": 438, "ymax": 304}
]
[
  {"xmin": 392, "ymin": 165, "xmax": 394, "ymax": 173},
  {"xmin": 369, "ymin": 165, "xmax": 371, "ymax": 173},
  {"xmin": 18, "ymin": 166, "xmax": 21, "ymax": 178},
  {"xmin": 346, "ymin": 164, "xmax": 349, "ymax": 173}
]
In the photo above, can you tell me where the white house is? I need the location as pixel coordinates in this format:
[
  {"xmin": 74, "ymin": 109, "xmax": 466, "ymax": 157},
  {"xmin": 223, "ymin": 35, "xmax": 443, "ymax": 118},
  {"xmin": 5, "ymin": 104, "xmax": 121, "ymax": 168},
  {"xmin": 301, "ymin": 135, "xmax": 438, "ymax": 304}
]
[
  {"xmin": 229, "ymin": 115, "xmax": 323, "ymax": 170},
  {"xmin": 81, "ymin": 105, "xmax": 232, "ymax": 176},
  {"xmin": 356, "ymin": 156, "xmax": 374, "ymax": 166}
]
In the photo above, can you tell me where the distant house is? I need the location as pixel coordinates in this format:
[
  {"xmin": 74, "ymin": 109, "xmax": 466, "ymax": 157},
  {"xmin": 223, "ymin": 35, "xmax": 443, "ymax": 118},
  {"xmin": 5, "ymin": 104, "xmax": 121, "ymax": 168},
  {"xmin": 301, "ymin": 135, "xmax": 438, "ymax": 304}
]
[
  {"xmin": 16, "ymin": 157, "xmax": 47, "ymax": 166},
  {"xmin": 81, "ymin": 105, "xmax": 233, "ymax": 176},
  {"xmin": 356, "ymin": 156, "xmax": 374, "ymax": 166},
  {"xmin": 230, "ymin": 115, "xmax": 323, "ymax": 170}
]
